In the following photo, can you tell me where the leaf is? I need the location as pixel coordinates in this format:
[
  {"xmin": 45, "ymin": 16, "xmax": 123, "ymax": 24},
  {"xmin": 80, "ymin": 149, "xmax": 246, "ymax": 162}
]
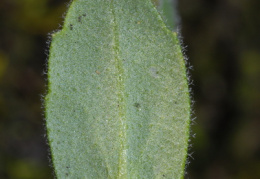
[
  {"xmin": 45, "ymin": 0, "xmax": 190, "ymax": 178},
  {"xmin": 157, "ymin": 0, "xmax": 178, "ymax": 30}
]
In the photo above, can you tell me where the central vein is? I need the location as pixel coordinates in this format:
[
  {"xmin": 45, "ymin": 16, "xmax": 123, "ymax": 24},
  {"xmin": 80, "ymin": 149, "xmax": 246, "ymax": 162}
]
[{"xmin": 110, "ymin": 1, "xmax": 128, "ymax": 178}]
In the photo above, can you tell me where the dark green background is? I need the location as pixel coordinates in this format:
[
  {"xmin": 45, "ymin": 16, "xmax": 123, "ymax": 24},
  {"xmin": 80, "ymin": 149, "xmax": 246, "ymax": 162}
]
[{"xmin": 0, "ymin": 0, "xmax": 259, "ymax": 178}]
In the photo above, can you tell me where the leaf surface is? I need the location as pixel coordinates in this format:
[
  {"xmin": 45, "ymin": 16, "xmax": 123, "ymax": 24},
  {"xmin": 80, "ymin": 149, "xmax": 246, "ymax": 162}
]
[
  {"xmin": 46, "ymin": 0, "xmax": 190, "ymax": 178},
  {"xmin": 158, "ymin": 0, "xmax": 177, "ymax": 30}
]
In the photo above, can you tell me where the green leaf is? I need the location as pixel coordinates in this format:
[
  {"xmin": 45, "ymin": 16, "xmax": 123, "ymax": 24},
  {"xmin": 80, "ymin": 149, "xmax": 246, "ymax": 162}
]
[
  {"xmin": 158, "ymin": 0, "xmax": 178, "ymax": 30},
  {"xmin": 45, "ymin": 0, "xmax": 190, "ymax": 178}
]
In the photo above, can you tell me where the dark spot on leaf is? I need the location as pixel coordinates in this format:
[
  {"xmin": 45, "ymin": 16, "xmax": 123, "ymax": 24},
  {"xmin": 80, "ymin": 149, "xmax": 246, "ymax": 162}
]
[
  {"xmin": 83, "ymin": 13, "xmax": 86, "ymax": 17},
  {"xmin": 149, "ymin": 67, "xmax": 159, "ymax": 78},
  {"xmin": 66, "ymin": 166, "xmax": 70, "ymax": 169},
  {"xmin": 78, "ymin": 16, "xmax": 82, "ymax": 23},
  {"xmin": 70, "ymin": 24, "xmax": 73, "ymax": 30},
  {"xmin": 134, "ymin": 103, "xmax": 141, "ymax": 108},
  {"xmin": 66, "ymin": 173, "xmax": 69, "ymax": 176},
  {"xmin": 163, "ymin": 174, "xmax": 166, "ymax": 177}
]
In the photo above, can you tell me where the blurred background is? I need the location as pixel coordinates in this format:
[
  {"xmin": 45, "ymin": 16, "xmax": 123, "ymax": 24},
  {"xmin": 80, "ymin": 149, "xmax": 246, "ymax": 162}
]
[{"xmin": 0, "ymin": 0, "xmax": 259, "ymax": 178}]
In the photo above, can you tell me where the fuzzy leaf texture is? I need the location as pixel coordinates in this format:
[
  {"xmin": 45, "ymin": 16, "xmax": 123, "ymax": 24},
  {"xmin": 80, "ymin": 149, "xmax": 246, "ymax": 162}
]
[{"xmin": 45, "ymin": 0, "xmax": 191, "ymax": 178}]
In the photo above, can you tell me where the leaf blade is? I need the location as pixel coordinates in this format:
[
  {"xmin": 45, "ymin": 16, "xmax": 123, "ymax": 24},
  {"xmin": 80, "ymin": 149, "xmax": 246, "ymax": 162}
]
[{"xmin": 46, "ymin": 0, "xmax": 190, "ymax": 178}]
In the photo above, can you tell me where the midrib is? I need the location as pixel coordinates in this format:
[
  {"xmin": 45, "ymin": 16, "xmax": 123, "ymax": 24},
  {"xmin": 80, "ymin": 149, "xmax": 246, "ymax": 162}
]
[{"xmin": 110, "ymin": 1, "xmax": 128, "ymax": 178}]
